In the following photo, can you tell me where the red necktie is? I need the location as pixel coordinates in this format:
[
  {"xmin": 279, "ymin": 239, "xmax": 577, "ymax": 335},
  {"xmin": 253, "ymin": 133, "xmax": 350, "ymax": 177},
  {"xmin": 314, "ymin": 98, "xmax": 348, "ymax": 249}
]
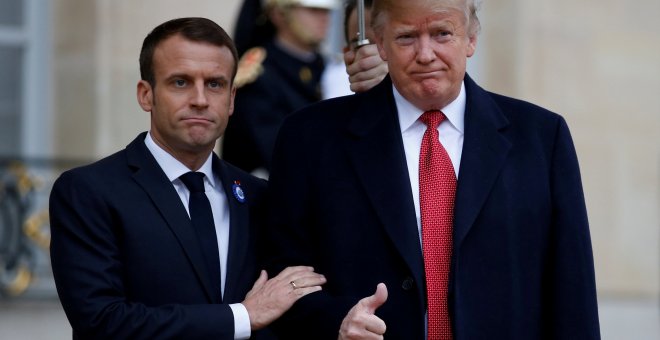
[{"xmin": 419, "ymin": 110, "xmax": 456, "ymax": 339}]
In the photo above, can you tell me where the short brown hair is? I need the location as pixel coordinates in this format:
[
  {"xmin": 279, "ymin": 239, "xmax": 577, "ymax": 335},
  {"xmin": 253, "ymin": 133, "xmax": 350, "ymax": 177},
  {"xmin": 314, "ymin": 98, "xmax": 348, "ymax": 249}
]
[{"xmin": 139, "ymin": 17, "xmax": 239, "ymax": 88}]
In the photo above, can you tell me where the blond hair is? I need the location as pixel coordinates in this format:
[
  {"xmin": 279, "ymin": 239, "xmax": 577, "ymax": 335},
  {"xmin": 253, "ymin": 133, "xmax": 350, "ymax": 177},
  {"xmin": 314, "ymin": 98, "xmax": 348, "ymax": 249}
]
[{"xmin": 371, "ymin": 0, "xmax": 482, "ymax": 38}]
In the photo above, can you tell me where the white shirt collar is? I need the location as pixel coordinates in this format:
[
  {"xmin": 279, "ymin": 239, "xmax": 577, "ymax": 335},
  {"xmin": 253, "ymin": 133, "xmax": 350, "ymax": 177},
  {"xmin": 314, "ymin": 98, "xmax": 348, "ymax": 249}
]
[
  {"xmin": 144, "ymin": 132, "xmax": 217, "ymax": 188},
  {"xmin": 394, "ymin": 81, "xmax": 466, "ymax": 134}
]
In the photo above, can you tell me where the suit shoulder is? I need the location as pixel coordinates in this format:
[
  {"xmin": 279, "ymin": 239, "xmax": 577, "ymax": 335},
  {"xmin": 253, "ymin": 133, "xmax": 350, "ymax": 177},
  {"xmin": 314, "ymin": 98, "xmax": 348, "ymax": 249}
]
[
  {"xmin": 287, "ymin": 94, "xmax": 357, "ymax": 125},
  {"xmin": 488, "ymin": 91, "xmax": 559, "ymax": 116},
  {"xmin": 57, "ymin": 149, "xmax": 127, "ymax": 180},
  {"xmin": 487, "ymin": 91, "xmax": 565, "ymax": 124},
  {"xmin": 51, "ymin": 150, "xmax": 130, "ymax": 203}
]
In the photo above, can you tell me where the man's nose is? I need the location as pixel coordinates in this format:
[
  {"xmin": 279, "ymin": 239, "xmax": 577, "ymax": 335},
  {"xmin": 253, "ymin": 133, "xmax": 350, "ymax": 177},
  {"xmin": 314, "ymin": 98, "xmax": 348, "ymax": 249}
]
[
  {"xmin": 190, "ymin": 82, "xmax": 209, "ymax": 107},
  {"xmin": 416, "ymin": 36, "xmax": 436, "ymax": 64}
]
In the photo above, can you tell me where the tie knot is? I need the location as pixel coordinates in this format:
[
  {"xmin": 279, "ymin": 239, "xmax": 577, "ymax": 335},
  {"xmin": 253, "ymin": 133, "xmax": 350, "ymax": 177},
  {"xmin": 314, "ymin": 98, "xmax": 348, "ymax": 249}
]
[
  {"xmin": 180, "ymin": 172, "xmax": 206, "ymax": 193},
  {"xmin": 420, "ymin": 110, "xmax": 446, "ymax": 129}
]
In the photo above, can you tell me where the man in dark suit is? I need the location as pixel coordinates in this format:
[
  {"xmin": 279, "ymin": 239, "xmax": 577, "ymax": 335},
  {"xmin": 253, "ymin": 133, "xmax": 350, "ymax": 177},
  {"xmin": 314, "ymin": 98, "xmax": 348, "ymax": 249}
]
[
  {"xmin": 265, "ymin": 0, "xmax": 600, "ymax": 338},
  {"xmin": 49, "ymin": 17, "xmax": 325, "ymax": 339}
]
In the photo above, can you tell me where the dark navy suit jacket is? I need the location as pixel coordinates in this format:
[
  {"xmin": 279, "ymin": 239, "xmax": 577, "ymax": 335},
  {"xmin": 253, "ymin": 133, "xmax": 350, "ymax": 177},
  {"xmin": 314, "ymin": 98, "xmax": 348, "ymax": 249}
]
[
  {"xmin": 50, "ymin": 132, "xmax": 268, "ymax": 339},
  {"xmin": 223, "ymin": 41, "xmax": 325, "ymax": 173},
  {"xmin": 265, "ymin": 75, "xmax": 600, "ymax": 339}
]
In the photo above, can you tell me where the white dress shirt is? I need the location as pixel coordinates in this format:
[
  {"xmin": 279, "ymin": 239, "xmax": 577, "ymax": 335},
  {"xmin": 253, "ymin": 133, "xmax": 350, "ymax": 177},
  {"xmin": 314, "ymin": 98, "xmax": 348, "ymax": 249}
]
[
  {"xmin": 394, "ymin": 82, "xmax": 466, "ymax": 243},
  {"xmin": 145, "ymin": 132, "xmax": 251, "ymax": 339}
]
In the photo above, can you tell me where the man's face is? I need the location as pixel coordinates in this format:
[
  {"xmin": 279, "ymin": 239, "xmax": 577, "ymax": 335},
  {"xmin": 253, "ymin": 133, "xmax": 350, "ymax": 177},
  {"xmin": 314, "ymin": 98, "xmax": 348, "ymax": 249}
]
[
  {"xmin": 375, "ymin": 2, "xmax": 476, "ymax": 110},
  {"xmin": 286, "ymin": 6, "xmax": 331, "ymax": 49},
  {"xmin": 137, "ymin": 34, "xmax": 236, "ymax": 160}
]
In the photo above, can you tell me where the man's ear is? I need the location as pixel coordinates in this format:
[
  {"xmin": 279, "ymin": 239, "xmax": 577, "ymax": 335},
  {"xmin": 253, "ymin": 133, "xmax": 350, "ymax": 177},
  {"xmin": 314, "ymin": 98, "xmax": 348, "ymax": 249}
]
[
  {"xmin": 374, "ymin": 33, "xmax": 388, "ymax": 61},
  {"xmin": 228, "ymin": 85, "xmax": 237, "ymax": 117},
  {"xmin": 466, "ymin": 34, "xmax": 478, "ymax": 58},
  {"xmin": 137, "ymin": 80, "xmax": 154, "ymax": 112}
]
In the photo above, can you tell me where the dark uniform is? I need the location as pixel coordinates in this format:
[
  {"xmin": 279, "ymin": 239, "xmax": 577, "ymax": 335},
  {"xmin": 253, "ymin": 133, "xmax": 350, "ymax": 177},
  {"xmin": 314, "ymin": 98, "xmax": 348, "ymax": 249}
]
[{"xmin": 222, "ymin": 41, "xmax": 325, "ymax": 173}]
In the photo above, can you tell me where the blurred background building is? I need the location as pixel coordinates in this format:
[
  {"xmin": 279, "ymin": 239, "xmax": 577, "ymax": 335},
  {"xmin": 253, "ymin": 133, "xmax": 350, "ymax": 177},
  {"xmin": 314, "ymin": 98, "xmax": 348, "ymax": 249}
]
[{"xmin": 0, "ymin": 0, "xmax": 658, "ymax": 338}]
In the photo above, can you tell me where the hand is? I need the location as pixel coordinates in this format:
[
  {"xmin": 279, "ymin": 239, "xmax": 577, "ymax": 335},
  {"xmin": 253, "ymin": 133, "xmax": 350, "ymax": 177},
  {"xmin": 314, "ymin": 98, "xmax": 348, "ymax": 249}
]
[
  {"xmin": 338, "ymin": 283, "xmax": 388, "ymax": 340},
  {"xmin": 243, "ymin": 266, "xmax": 326, "ymax": 330},
  {"xmin": 344, "ymin": 44, "xmax": 388, "ymax": 93}
]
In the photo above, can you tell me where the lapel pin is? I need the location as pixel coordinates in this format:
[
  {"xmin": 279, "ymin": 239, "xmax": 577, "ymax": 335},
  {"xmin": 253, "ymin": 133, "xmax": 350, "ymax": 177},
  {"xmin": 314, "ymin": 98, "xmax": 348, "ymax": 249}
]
[{"xmin": 232, "ymin": 180, "xmax": 246, "ymax": 203}]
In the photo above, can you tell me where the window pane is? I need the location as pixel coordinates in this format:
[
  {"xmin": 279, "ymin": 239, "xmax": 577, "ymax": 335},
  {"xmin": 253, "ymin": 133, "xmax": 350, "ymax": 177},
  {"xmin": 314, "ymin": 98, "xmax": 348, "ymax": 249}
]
[
  {"xmin": 0, "ymin": 0, "xmax": 24, "ymax": 27},
  {"xmin": 0, "ymin": 46, "xmax": 23, "ymax": 156}
]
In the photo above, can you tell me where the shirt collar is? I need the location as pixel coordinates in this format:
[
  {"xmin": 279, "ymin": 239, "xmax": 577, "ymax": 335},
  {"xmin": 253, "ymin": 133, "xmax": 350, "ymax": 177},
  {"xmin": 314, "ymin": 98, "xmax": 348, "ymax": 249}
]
[
  {"xmin": 395, "ymin": 81, "xmax": 466, "ymax": 134},
  {"xmin": 144, "ymin": 132, "xmax": 217, "ymax": 188}
]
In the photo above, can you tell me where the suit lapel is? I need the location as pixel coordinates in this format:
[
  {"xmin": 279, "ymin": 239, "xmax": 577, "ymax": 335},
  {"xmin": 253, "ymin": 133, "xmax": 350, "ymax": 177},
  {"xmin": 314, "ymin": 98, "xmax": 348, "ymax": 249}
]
[
  {"xmin": 214, "ymin": 157, "xmax": 250, "ymax": 303},
  {"xmin": 126, "ymin": 133, "xmax": 219, "ymax": 303},
  {"xmin": 453, "ymin": 76, "xmax": 511, "ymax": 251},
  {"xmin": 345, "ymin": 78, "xmax": 426, "ymax": 292}
]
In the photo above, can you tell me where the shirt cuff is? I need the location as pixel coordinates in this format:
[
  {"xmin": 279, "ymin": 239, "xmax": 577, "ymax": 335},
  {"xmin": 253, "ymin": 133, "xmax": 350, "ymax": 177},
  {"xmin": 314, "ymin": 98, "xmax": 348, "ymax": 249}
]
[{"xmin": 229, "ymin": 303, "xmax": 251, "ymax": 339}]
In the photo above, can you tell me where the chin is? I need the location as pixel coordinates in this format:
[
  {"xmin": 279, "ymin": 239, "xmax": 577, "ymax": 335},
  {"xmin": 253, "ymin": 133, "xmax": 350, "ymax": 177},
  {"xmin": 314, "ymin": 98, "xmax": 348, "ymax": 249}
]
[
  {"xmin": 417, "ymin": 85, "xmax": 443, "ymax": 99},
  {"xmin": 187, "ymin": 132, "xmax": 216, "ymax": 147}
]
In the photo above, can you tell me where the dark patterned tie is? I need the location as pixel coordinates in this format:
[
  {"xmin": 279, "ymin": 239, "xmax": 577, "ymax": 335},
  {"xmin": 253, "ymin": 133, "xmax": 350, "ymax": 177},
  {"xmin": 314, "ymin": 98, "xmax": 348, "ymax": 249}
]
[
  {"xmin": 419, "ymin": 110, "xmax": 456, "ymax": 339},
  {"xmin": 180, "ymin": 172, "xmax": 222, "ymax": 302}
]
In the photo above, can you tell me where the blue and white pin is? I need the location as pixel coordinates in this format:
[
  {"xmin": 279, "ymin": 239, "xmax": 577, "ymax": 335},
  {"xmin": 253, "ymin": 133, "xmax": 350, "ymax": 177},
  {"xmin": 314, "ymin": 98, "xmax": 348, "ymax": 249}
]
[{"xmin": 232, "ymin": 180, "xmax": 246, "ymax": 203}]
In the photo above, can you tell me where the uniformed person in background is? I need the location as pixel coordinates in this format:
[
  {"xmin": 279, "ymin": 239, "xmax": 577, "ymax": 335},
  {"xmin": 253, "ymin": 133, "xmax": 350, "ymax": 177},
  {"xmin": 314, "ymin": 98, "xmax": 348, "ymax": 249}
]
[
  {"xmin": 233, "ymin": 0, "xmax": 274, "ymax": 56},
  {"xmin": 222, "ymin": 0, "xmax": 338, "ymax": 177}
]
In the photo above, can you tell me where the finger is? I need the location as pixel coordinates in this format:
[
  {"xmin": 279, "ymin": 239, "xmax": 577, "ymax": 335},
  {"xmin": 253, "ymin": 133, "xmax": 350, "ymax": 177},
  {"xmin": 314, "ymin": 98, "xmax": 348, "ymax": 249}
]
[
  {"xmin": 347, "ymin": 54, "xmax": 379, "ymax": 74},
  {"xmin": 340, "ymin": 321, "xmax": 384, "ymax": 340},
  {"xmin": 361, "ymin": 283, "xmax": 388, "ymax": 314},
  {"xmin": 343, "ymin": 49, "xmax": 356, "ymax": 67},
  {"xmin": 346, "ymin": 53, "xmax": 379, "ymax": 76},
  {"xmin": 348, "ymin": 58, "xmax": 386, "ymax": 81},
  {"xmin": 360, "ymin": 54, "xmax": 386, "ymax": 70},
  {"xmin": 276, "ymin": 266, "xmax": 315, "ymax": 279},
  {"xmin": 350, "ymin": 65, "xmax": 385, "ymax": 83},
  {"xmin": 340, "ymin": 330, "xmax": 383, "ymax": 340},
  {"xmin": 350, "ymin": 76, "xmax": 386, "ymax": 93},
  {"xmin": 252, "ymin": 270, "xmax": 268, "ymax": 289},
  {"xmin": 290, "ymin": 270, "xmax": 327, "ymax": 283},
  {"xmin": 364, "ymin": 314, "xmax": 387, "ymax": 335},
  {"xmin": 355, "ymin": 44, "xmax": 379, "ymax": 58},
  {"xmin": 289, "ymin": 285, "xmax": 322, "ymax": 298},
  {"xmin": 277, "ymin": 270, "xmax": 321, "ymax": 289}
]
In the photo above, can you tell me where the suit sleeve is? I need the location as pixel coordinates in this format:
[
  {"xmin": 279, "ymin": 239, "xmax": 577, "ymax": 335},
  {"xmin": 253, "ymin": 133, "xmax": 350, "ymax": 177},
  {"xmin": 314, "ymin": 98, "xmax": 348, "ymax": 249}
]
[
  {"xmin": 49, "ymin": 171, "xmax": 237, "ymax": 340},
  {"xmin": 262, "ymin": 117, "xmax": 358, "ymax": 339},
  {"xmin": 546, "ymin": 117, "xmax": 601, "ymax": 338}
]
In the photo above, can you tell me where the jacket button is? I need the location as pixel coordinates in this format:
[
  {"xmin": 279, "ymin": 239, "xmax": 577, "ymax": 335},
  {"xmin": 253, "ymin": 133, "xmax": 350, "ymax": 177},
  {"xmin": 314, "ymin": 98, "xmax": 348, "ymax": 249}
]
[{"xmin": 402, "ymin": 277, "xmax": 414, "ymax": 290}]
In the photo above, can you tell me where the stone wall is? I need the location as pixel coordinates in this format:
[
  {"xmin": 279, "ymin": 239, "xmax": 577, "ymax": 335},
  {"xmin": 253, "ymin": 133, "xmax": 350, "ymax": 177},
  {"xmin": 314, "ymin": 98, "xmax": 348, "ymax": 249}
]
[{"xmin": 51, "ymin": 0, "xmax": 659, "ymax": 299}]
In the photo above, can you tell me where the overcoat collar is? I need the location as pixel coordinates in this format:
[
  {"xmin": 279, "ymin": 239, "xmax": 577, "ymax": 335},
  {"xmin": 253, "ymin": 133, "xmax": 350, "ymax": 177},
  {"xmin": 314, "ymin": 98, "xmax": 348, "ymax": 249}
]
[
  {"xmin": 345, "ymin": 76, "xmax": 426, "ymax": 297},
  {"xmin": 453, "ymin": 75, "xmax": 511, "ymax": 251}
]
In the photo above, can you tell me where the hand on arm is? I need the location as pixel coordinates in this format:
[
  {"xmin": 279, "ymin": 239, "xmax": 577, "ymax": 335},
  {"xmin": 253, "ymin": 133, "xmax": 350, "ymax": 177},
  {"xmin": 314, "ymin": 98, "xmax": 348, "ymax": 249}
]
[
  {"xmin": 344, "ymin": 44, "xmax": 388, "ymax": 93},
  {"xmin": 242, "ymin": 266, "xmax": 326, "ymax": 331},
  {"xmin": 338, "ymin": 283, "xmax": 388, "ymax": 340}
]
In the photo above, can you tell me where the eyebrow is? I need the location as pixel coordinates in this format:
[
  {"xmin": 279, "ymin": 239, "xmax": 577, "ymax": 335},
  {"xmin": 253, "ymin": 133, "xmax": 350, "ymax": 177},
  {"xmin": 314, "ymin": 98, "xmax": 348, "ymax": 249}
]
[{"xmin": 164, "ymin": 73, "xmax": 230, "ymax": 83}]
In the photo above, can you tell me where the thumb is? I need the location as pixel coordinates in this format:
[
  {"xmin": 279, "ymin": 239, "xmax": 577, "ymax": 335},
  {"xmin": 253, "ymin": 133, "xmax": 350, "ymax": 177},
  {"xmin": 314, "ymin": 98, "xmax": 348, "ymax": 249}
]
[{"xmin": 362, "ymin": 283, "xmax": 388, "ymax": 314}]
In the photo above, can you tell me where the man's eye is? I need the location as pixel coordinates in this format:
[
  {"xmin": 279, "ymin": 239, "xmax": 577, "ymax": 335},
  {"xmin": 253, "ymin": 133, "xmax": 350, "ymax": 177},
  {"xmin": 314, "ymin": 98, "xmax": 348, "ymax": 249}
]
[
  {"xmin": 396, "ymin": 35, "xmax": 414, "ymax": 44},
  {"xmin": 433, "ymin": 30, "xmax": 452, "ymax": 40},
  {"xmin": 208, "ymin": 81, "xmax": 221, "ymax": 88},
  {"xmin": 174, "ymin": 79, "xmax": 186, "ymax": 87}
]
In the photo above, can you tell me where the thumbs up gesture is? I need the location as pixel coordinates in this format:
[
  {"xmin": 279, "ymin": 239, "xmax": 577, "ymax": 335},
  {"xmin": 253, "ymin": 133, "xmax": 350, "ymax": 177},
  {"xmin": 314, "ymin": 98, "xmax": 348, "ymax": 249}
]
[{"xmin": 338, "ymin": 283, "xmax": 388, "ymax": 340}]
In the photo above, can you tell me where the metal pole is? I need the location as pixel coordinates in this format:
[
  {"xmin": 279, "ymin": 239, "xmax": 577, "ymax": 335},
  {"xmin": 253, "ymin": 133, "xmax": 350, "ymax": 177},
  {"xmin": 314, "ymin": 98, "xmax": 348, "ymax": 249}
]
[{"xmin": 355, "ymin": 0, "xmax": 370, "ymax": 47}]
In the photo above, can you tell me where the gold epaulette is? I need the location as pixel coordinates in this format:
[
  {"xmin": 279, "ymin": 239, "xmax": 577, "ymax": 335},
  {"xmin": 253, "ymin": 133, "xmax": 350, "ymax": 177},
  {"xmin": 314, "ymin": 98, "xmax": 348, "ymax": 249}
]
[{"xmin": 234, "ymin": 47, "xmax": 267, "ymax": 88}]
